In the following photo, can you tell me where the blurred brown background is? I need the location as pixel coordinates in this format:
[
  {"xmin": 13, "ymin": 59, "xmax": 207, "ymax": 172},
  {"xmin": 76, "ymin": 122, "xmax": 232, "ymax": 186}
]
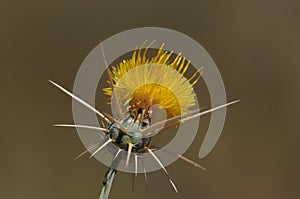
[{"xmin": 1, "ymin": 0, "xmax": 299, "ymax": 199}]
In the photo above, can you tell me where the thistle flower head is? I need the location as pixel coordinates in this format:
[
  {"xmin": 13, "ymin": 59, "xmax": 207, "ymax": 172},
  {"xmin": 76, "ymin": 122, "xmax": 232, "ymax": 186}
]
[{"xmin": 103, "ymin": 44, "xmax": 203, "ymax": 118}]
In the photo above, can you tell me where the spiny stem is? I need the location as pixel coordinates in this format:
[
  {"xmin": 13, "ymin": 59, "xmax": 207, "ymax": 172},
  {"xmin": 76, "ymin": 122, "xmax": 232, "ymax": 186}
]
[
  {"xmin": 141, "ymin": 100, "xmax": 240, "ymax": 137},
  {"xmin": 147, "ymin": 148, "xmax": 178, "ymax": 193},
  {"xmin": 74, "ymin": 142, "xmax": 100, "ymax": 160},
  {"xmin": 100, "ymin": 43, "xmax": 124, "ymax": 120},
  {"xmin": 54, "ymin": 124, "xmax": 109, "ymax": 133},
  {"xmin": 49, "ymin": 80, "xmax": 111, "ymax": 125},
  {"xmin": 126, "ymin": 142, "xmax": 134, "ymax": 166},
  {"xmin": 89, "ymin": 139, "xmax": 112, "ymax": 158}
]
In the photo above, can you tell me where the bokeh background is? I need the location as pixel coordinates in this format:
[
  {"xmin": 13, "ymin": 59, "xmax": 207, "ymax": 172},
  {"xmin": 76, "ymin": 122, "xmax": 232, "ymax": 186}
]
[{"xmin": 1, "ymin": 0, "xmax": 299, "ymax": 199}]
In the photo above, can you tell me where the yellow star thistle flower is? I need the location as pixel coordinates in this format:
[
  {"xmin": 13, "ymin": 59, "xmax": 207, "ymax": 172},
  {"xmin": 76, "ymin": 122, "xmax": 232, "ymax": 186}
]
[
  {"xmin": 103, "ymin": 44, "xmax": 203, "ymax": 118},
  {"xmin": 50, "ymin": 37, "xmax": 239, "ymax": 199}
]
